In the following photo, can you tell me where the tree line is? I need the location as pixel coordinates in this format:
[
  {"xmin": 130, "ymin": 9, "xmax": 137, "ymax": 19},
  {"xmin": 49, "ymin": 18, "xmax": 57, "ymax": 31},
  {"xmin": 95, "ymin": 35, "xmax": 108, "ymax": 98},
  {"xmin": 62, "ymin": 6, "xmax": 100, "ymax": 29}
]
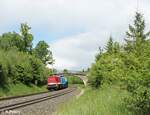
[
  {"xmin": 89, "ymin": 12, "xmax": 150, "ymax": 115},
  {"xmin": 0, "ymin": 23, "xmax": 54, "ymax": 87}
]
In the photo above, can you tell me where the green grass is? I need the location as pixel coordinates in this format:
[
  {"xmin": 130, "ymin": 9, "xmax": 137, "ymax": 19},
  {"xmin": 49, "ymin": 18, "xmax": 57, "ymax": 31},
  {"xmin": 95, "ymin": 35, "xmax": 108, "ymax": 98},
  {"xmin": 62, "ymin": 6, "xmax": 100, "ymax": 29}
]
[
  {"xmin": 57, "ymin": 84, "xmax": 133, "ymax": 115},
  {"xmin": 0, "ymin": 83, "xmax": 47, "ymax": 98},
  {"xmin": 0, "ymin": 75, "xmax": 83, "ymax": 98}
]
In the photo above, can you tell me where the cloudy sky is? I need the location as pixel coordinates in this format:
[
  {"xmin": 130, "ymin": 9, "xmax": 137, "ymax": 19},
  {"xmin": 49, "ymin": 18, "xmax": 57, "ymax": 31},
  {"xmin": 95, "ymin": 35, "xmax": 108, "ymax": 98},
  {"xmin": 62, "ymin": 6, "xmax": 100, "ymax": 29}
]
[{"xmin": 0, "ymin": 0, "xmax": 150, "ymax": 70}]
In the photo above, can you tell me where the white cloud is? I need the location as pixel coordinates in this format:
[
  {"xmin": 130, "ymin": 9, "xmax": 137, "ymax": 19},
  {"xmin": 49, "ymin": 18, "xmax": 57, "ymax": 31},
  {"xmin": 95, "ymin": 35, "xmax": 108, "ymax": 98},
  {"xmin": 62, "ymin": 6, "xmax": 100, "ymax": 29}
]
[
  {"xmin": 51, "ymin": 31, "xmax": 113, "ymax": 70},
  {"xmin": 1, "ymin": 0, "xmax": 150, "ymax": 70},
  {"xmin": 0, "ymin": 0, "xmax": 145, "ymax": 32}
]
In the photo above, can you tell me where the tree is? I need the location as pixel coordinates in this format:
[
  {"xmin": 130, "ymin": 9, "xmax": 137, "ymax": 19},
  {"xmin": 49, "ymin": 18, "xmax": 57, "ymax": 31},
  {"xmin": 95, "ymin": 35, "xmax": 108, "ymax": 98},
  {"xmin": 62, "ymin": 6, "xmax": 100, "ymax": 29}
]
[
  {"xmin": 113, "ymin": 42, "xmax": 120, "ymax": 54},
  {"xmin": 125, "ymin": 12, "xmax": 150, "ymax": 53},
  {"xmin": 0, "ymin": 23, "xmax": 53, "ymax": 88},
  {"xmin": 0, "ymin": 23, "xmax": 34, "ymax": 52},
  {"xmin": 89, "ymin": 12, "xmax": 150, "ymax": 114},
  {"xmin": 87, "ymin": 68, "xmax": 90, "ymax": 72},
  {"xmin": 33, "ymin": 41, "xmax": 54, "ymax": 65},
  {"xmin": 95, "ymin": 47, "xmax": 103, "ymax": 61},
  {"xmin": 0, "ymin": 32, "xmax": 23, "ymax": 51},
  {"xmin": 0, "ymin": 60, "xmax": 8, "ymax": 87},
  {"xmin": 106, "ymin": 36, "xmax": 113, "ymax": 54},
  {"xmin": 63, "ymin": 69, "xmax": 68, "ymax": 74},
  {"xmin": 20, "ymin": 23, "xmax": 33, "ymax": 53}
]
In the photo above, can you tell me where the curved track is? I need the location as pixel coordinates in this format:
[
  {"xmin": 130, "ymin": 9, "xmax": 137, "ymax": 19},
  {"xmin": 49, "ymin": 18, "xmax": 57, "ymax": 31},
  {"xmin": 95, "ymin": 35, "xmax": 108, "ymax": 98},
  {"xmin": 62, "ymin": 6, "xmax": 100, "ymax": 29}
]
[{"xmin": 0, "ymin": 87, "xmax": 76, "ymax": 114}]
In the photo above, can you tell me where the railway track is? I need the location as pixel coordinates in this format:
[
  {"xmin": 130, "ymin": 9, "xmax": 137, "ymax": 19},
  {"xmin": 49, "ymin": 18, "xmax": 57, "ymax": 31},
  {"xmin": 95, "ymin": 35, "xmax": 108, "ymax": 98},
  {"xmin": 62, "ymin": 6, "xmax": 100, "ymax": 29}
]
[
  {"xmin": 0, "ymin": 91, "xmax": 49, "ymax": 101},
  {"xmin": 0, "ymin": 87, "xmax": 76, "ymax": 114}
]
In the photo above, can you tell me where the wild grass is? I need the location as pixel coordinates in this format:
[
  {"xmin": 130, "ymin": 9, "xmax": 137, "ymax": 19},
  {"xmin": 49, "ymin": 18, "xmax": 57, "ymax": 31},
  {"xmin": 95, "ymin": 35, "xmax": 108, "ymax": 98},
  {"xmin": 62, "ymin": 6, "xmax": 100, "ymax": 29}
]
[
  {"xmin": 0, "ymin": 83, "xmax": 47, "ymax": 97},
  {"xmin": 57, "ymin": 84, "xmax": 133, "ymax": 115}
]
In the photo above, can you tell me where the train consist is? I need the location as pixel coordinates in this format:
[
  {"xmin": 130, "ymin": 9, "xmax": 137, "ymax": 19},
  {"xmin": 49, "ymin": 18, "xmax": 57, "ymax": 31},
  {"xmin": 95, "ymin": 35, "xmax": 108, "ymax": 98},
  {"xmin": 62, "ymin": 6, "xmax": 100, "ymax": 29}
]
[{"xmin": 47, "ymin": 74, "xmax": 68, "ymax": 90}]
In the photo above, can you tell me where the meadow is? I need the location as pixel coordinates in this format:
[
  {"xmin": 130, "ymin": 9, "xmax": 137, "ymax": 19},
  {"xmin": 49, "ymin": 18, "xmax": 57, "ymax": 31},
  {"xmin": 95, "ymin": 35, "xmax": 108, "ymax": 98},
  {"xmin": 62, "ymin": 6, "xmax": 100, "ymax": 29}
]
[{"xmin": 57, "ymin": 84, "xmax": 132, "ymax": 115}]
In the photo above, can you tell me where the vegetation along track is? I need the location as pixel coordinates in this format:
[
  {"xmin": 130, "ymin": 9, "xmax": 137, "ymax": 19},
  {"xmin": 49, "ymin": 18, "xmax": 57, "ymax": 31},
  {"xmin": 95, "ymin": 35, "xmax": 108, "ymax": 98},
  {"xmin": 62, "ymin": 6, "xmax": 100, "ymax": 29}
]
[{"xmin": 0, "ymin": 87, "xmax": 76, "ymax": 114}]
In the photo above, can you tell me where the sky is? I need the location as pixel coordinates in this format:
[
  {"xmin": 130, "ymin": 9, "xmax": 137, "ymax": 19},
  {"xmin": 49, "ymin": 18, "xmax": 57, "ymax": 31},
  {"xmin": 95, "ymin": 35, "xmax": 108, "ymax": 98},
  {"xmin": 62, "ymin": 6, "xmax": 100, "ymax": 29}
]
[{"xmin": 0, "ymin": 0, "xmax": 150, "ymax": 70}]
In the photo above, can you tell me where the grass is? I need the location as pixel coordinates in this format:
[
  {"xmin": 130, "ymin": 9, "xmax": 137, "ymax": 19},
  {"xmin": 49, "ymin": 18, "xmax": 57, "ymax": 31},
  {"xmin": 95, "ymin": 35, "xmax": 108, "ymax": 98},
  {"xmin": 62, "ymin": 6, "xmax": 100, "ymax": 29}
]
[
  {"xmin": 0, "ymin": 75, "xmax": 83, "ymax": 98},
  {"xmin": 57, "ymin": 84, "xmax": 133, "ymax": 115},
  {"xmin": 0, "ymin": 83, "xmax": 47, "ymax": 98}
]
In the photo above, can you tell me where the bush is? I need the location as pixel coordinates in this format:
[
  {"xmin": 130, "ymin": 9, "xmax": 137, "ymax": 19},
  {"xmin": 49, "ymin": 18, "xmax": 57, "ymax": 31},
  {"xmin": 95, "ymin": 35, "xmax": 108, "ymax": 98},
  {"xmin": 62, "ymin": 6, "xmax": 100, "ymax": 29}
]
[
  {"xmin": 0, "ymin": 60, "xmax": 8, "ymax": 87},
  {"xmin": 89, "ymin": 12, "xmax": 150, "ymax": 114},
  {"xmin": 89, "ymin": 52, "xmax": 125, "ymax": 88},
  {"xmin": 125, "ymin": 86, "xmax": 150, "ymax": 115},
  {"xmin": 0, "ymin": 23, "xmax": 53, "ymax": 88},
  {"xmin": 0, "ymin": 48, "xmax": 50, "ymax": 87},
  {"xmin": 90, "ymin": 41, "xmax": 150, "ymax": 114},
  {"xmin": 67, "ymin": 76, "xmax": 83, "ymax": 84}
]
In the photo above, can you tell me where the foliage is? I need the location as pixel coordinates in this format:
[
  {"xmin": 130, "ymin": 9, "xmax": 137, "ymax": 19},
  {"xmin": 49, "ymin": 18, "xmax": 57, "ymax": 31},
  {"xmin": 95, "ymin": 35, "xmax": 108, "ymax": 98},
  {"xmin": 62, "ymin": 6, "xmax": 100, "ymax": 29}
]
[
  {"xmin": 63, "ymin": 69, "xmax": 68, "ymax": 74},
  {"xmin": 57, "ymin": 85, "xmax": 132, "ymax": 115},
  {"xmin": 33, "ymin": 40, "xmax": 54, "ymax": 64},
  {"xmin": 0, "ymin": 23, "xmax": 53, "ymax": 88},
  {"xmin": 0, "ymin": 49, "xmax": 50, "ymax": 86},
  {"xmin": 125, "ymin": 12, "xmax": 150, "ymax": 53},
  {"xmin": 66, "ymin": 76, "xmax": 83, "ymax": 84},
  {"xmin": 106, "ymin": 36, "xmax": 113, "ymax": 54},
  {"xmin": 20, "ymin": 23, "xmax": 33, "ymax": 53},
  {"xmin": 0, "ymin": 83, "xmax": 47, "ymax": 97},
  {"xmin": 0, "ymin": 32, "xmax": 23, "ymax": 51},
  {"xmin": 89, "ymin": 12, "xmax": 150, "ymax": 114}
]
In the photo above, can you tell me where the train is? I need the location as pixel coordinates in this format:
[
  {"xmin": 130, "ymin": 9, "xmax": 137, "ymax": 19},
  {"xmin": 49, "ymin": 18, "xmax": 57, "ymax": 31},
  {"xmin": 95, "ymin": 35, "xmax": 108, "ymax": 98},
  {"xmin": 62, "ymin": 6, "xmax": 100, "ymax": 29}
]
[{"xmin": 47, "ymin": 74, "xmax": 68, "ymax": 90}]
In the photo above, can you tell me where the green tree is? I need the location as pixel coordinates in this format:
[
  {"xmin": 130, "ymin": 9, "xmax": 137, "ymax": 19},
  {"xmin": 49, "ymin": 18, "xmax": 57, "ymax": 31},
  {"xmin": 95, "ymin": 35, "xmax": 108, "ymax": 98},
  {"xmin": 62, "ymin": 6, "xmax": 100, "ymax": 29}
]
[
  {"xmin": 113, "ymin": 42, "xmax": 120, "ymax": 54},
  {"xmin": 20, "ymin": 23, "xmax": 33, "ymax": 53},
  {"xmin": 106, "ymin": 36, "xmax": 113, "ymax": 54},
  {"xmin": 123, "ymin": 13, "xmax": 150, "ymax": 114},
  {"xmin": 0, "ymin": 32, "xmax": 23, "ymax": 51},
  {"xmin": 63, "ymin": 69, "xmax": 68, "ymax": 74},
  {"xmin": 89, "ymin": 12, "xmax": 150, "ymax": 114},
  {"xmin": 33, "ymin": 41, "xmax": 54, "ymax": 64},
  {"xmin": 0, "ymin": 59, "xmax": 8, "ymax": 87},
  {"xmin": 0, "ymin": 23, "xmax": 52, "ymax": 88},
  {"xmin": 125, "ymin": 12, "xmax": 150, "ymax": 53},
  {"xmin": 95, "ymin": 47, "xmax": 103, "ymax": 61}
]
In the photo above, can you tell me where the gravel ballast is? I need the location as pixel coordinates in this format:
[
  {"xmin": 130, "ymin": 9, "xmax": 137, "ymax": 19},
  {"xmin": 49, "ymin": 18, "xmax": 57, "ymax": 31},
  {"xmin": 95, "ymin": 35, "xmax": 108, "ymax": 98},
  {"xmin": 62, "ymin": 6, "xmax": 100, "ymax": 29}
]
[{"xmin": 0, "ymin": 88, "xmax": 80, "ymax": 115}]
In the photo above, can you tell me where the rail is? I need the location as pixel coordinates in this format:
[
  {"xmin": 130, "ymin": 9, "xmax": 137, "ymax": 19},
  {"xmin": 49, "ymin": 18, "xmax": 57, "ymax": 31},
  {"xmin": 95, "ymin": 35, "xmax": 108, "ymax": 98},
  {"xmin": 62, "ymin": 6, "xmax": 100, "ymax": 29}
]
[{"xmin": 0, "ymin": 87, "xmax": 76, "ymax": 114}]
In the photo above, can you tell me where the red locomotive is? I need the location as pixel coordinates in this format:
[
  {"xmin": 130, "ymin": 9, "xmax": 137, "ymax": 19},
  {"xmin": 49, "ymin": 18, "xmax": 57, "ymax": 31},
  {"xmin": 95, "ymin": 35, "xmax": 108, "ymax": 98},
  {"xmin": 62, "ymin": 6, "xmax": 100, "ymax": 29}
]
[{"xmin": 47, "ymin": 75, "xmax": 68, "ymax": 90}]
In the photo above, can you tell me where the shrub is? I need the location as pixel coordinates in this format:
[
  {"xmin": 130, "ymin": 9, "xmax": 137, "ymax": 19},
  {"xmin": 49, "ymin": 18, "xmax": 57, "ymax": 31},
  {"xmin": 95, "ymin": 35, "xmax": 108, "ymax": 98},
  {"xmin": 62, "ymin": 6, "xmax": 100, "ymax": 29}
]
[{"xmin": 0, "ymin": 48, "xmax": 50, "ymax": 87}]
